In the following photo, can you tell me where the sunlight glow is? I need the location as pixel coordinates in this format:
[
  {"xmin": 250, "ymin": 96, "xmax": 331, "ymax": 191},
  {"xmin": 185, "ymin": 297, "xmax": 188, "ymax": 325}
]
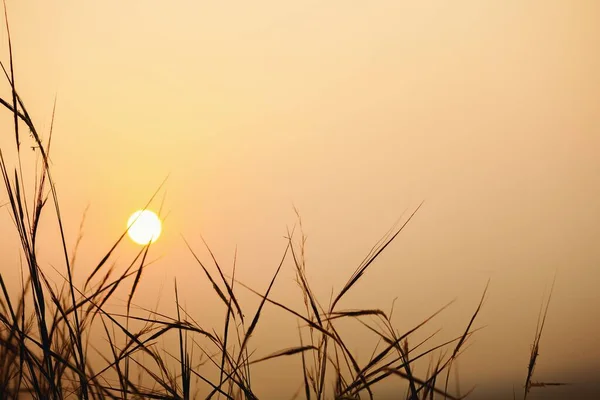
[{"xmin": 127, "ymin": 210, "xmax": 162, "ymax": 245}]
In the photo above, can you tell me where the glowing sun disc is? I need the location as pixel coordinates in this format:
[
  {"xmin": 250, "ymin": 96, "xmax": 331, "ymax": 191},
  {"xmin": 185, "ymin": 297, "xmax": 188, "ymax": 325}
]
[{"xmin": 127, "ymin": 210, "xmax": 162, "ymax": 245}]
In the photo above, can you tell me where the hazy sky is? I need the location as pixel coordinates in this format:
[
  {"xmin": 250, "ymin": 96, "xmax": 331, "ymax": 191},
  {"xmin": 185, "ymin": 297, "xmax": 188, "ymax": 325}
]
[{"xmin": 0, "ymin": 1, "xmax": 599, "ymax": 398}]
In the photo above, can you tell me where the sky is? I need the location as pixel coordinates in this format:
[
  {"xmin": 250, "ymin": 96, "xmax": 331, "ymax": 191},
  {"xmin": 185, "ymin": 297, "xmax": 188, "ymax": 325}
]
[{"xmin": 0, "ymin": 0, "xmax": 599, "ymax": 398}]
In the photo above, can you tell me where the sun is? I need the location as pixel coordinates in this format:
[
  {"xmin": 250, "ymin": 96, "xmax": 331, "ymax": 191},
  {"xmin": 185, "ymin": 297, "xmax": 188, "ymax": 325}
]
[{"xmin": 127, "ymin": 210, "xmax": 162, "ymax": 245}]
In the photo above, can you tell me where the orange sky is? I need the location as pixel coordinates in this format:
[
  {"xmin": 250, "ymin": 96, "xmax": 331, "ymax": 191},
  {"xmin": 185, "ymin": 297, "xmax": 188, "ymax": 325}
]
[{"xmin": 0, "ymin": 1, "xmax": 599, "ymax": 398}]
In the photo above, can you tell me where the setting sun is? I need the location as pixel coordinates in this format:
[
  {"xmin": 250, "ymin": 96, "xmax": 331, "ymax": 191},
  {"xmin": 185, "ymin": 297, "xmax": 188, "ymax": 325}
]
[{"xmin": 127, "ymin": 210, "xmax": 162, "ymax": 245}]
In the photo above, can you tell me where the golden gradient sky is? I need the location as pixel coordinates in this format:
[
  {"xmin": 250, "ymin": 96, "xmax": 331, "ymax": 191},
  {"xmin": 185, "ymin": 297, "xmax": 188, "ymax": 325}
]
[{"xmin": 0, "ymin": 1, "xmax": 599, "ymax": 398}]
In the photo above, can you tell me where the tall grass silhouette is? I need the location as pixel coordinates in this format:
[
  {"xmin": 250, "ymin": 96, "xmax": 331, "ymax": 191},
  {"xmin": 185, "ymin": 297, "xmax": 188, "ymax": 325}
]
[{"xmin": 0, "ymin": 9, "xmax": 566, "ymax": 400}]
